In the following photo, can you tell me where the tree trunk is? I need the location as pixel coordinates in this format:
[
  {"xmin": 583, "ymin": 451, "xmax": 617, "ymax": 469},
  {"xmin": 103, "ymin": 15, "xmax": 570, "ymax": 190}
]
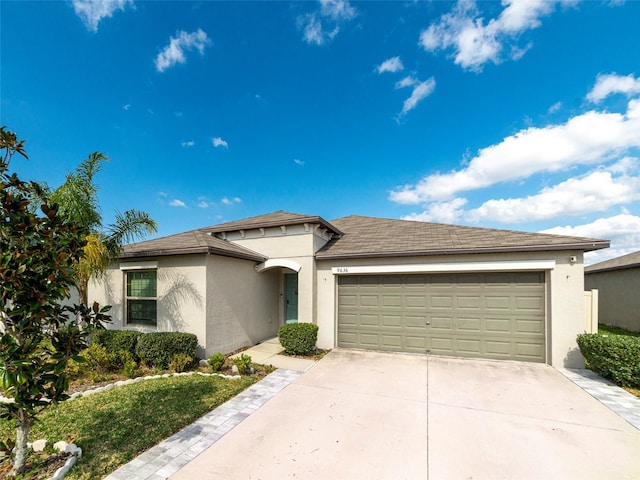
[{"xmin": 10, "ymin": 410, "xmax": 31, "ymax": 476}]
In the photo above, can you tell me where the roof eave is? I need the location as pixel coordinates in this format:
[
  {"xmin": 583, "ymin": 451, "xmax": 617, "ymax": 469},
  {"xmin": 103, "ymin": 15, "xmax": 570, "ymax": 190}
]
[
  {"xmin": 120, "ymin": 247, "xmax": 265, "ymax": 263},
  {"xmin": 316, "ymin": 241, "xmax": 611, "ymax": 260}
]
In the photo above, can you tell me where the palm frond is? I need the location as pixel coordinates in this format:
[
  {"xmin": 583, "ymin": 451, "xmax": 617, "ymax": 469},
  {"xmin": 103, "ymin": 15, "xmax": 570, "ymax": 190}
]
[{"xmin": 105, "ymin": 209, "xmax": 158, "ymax": 257}]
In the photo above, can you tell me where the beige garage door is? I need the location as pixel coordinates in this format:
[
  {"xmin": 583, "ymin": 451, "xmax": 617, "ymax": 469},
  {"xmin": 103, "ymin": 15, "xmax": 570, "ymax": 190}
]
[{"xmin": 337, "ymin": 272, "xmax": 546, "ymax": 362}]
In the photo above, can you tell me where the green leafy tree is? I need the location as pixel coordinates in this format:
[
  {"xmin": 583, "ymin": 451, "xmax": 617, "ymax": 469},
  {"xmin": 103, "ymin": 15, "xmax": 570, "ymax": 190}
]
[
  {"xmin": 50, "ymin": 152, "xmax": 158, "ymax": 305},
  {"xmin": 0, "ymin": 127, "xmax": 110, "ymax": 475}
]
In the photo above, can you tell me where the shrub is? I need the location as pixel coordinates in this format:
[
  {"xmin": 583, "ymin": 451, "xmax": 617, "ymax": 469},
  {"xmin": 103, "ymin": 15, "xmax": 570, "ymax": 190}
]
[
  {"xmin": 93, "ymin": 329, "xmax": 143, "ymax": 361},
  {"xmin": 170, "ymin": 353, "xmax": 195, "ymax": 373},
  {"xmin": 81, "ymin": 343, "xmax": 118, "ymax": 374},
  {"xmin": 118, "ymin": 349, "xmax": 139, "ymax": 378},
  {"xmin": 208, "ymin": 353, "xmax": 226, "ymax": 372},
  {"xmin": 136, "ymin": 332, "xmax": 199, "ymax": 369},
  {"xmin": 233, "ymin": 354, "xmax": 252, "ymax": 374},
  {"xmin": 577, "ymin": 333, "xmax": 640, "ymax": 387},
  {"xmin": 278, "ymin": 323, "xmax": 319, "ymax": 355}
]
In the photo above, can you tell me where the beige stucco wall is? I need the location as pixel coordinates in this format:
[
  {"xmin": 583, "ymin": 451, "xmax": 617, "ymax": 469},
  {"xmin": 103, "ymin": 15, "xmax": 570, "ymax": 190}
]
[
  {"xmin": 205, "ymin": 255, "xmax": 280, "ymax": 356},
  {"xmin": 315, "ymin": 250, "xmax": 586, "ymax": 368},
  {"xmin": 225, "ymin": 224, "xmax": 331, "ymax": 326},
  {"xmin": 586, "ymin": 268, "xmax": 640, "ymax": 332},
  {"xmin": 88, "ymin": 254, "xmax": 208, "ymax": 356}
]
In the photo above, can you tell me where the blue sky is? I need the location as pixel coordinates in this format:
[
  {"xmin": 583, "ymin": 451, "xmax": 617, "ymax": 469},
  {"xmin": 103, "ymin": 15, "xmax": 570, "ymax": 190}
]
[{"xmin": 2, "ymin": 0, "xmax": 640, "ymax": 265}]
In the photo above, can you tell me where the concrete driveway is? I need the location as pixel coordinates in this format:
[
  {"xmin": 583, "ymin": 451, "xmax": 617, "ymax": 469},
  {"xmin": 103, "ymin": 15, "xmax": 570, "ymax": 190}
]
[{"xmin": 170, "ymin": 350, "xmax": 640, "ymax": 480}]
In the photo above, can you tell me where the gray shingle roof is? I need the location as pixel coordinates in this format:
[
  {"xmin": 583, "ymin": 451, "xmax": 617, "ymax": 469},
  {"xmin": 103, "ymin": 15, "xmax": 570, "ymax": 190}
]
[
  {"xmin": 585, "ymin": 250, "xmax": 640, "ymax": 273},
  {"xmin": 201, "ymin": 210, "xmax": 342, "ymax": 235},
  {"xmin": 316, "ymin": 215, "xmax": 610, "ymax": 259},
  {"xmin": 120, "ymin": 229, "xmax": 265, "ymax": 262},
  {"xmin": 120, "ymin": 212, "xmax": 610, "ymax": 262}
]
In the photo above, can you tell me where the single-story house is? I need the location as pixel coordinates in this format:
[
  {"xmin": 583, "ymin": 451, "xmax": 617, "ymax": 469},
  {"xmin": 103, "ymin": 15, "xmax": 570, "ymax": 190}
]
[
  {"xmin": 585, "ymin": 250, "xmax": 640, "ymax": 332},
  {"xmin": 88, "ymin": 211, "xmax": 609, "ymax": 368}
]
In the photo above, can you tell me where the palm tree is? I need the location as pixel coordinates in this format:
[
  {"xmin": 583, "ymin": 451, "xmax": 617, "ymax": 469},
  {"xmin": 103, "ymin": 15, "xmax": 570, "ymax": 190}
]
[{"xmin": 51, "ymin": 152, "xmax": 158, "ymax": 305}]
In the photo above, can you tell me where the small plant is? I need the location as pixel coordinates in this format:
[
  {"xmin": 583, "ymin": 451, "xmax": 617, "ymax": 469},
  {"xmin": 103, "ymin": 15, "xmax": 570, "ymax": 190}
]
[
  {"xmin": 207, "ymin": 353, "xmax": 226, "ymax": 372},
  {"xmin": 233, "ymin": 354, "xmax": 252, "ymax": 374},
  {"xmin": 278, "ymin": 323, "xmax": 319, "ymax": 355},
  {"xmin": 170, "ymin": 353, "xmax": 195, "ymax": 373}
]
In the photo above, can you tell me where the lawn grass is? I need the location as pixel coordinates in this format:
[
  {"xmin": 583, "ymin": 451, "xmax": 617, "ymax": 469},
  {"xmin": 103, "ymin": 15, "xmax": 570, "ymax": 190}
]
[
  {"xmin": 0, "ymin": 372, "xmax": 265, "ymax": 479},
  {"xmin": 598, "ymin": 323, "xmax": 640, "ymax": 337}
]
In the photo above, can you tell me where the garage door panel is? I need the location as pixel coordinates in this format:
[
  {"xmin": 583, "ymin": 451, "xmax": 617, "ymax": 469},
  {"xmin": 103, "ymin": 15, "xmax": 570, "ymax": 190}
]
[
  {"xmin": 381, "ymin": 315, "xmax": 402, "ymax": 327},
  {"xmin": 382, "ymin": 295, "xmax": 402, "ymax": 308},
  {"xmin": 485, "ymin": 296, "xmax": 511, "ymax": 310},
  {"xmin": 337, "ymin": 273, "xmax": 545, "ymax": 362},
  {"xmin": 514, "ymin": 296, "xmax": 545, "ymax": 311},
  {"xmin": 515, "ymin": 318, "xmax": 545, "ymax": 335},
  {"xmin": 457, "ymin": 296, "xmax": 481, "ymax": 309},
  {"xmin": 430, "ymin": 296, "xmax": 453, "ymax": 309},
  {"xmin": 457, "ymin": 317, "xmax": 482, "ymax": 333}
]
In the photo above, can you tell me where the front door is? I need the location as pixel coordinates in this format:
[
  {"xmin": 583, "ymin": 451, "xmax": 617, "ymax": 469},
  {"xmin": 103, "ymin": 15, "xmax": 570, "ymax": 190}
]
[{"xmin": 284, "ymin": 273, "xmax": 298, "ymax": 324}]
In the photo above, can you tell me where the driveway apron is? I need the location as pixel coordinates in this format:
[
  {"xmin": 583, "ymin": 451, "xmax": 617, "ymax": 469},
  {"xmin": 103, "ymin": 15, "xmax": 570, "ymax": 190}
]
[{"xmin": 170, "ymin": 350, "xmax": 640, "ymax": 480}]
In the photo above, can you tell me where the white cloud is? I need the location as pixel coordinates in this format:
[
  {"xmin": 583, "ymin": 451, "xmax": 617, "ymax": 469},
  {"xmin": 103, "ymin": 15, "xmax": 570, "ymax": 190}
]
[
  {"xmin": 390, "ymin": 98, "xmax": 640, "ymax": 204},
  {"xmin": 399, "ymin": 78, "xmax": 436, "ymax": 116},
  {"xmin": 123, "ymin": 104, "xmax": 131, "ymax": 111},
  {"xmin": 155, "ymin": 29, "xmax": 210, "ymax": 73},
  {"xmin": 547, "ymin": 101, "xmax": 562, "ymax": 114},
  {"xmin": 72, "ymin": 0, "xmax": 133, "ymax": 32},
  {"xmin": 174, "ymin": 111, "xmax": 183, "ymax": 118},
  {"xmin": 377, "ymin": 56, "xmax": 404, "ymax": 74},
  {"xmin": 197, "ymin": 197, "xmax": 211, "ymax": 208},
  {"xmin": 467, "ymin": 169, "xmax": 640, "ymax": 223},
  {"xmin": 587, "ymin": 73, "xmax": 640, "ymax": 103},
  {"xmin": 298, "ymin": 0, "xmax": 356, "ymax": 45},
  {"xmin": 170, "ymin": 199, "xmax": 187, "ymax": 208},
  {"xmin": 221, "ymin": 197, "xmax": 241, "ymax": 205},
  {"xmin": 158, "ymin": 191, "xmax": 168, "ymax": 198},
  {"xmin": 320, "ymin": 0, "xmax": 356, "ymax": 21},
  {"xmin": 395, "ymin": 76, "xmax": 418, "ymax": 89},
  {"xmin": 419, "ymin": 0, "xmax": 559, "ymax": 71},
  {"xmin": 181, "ymin": 140, "xmax": 195, "ymax": 147},
  {"xmin": 212, "ymin": 137, "xmax": 228, "ymax": 149},
  {"xmin": 542, "ymin": 213, "xmax": 640, "ymax": 265},
  {"xmin": 402, "ymin": 198, "xmax": 468, "ymax": 224},
  {"xmin": 294, "ymin": 158, "xmax": 305, "ymax": 166}
]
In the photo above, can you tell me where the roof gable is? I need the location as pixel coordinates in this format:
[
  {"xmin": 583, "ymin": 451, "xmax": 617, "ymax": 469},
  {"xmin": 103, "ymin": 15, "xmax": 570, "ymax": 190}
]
[
  {"xmin": 316, "ymin": 215, "xmax": 609, "ymax": 259},
  {"xmin": 201, "ymin": 210, "xmax": 342, "ymax": 235}
]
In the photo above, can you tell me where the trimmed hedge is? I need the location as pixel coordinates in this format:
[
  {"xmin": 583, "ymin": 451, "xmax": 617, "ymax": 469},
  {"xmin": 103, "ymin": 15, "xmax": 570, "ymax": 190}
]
[
  {"xmin": 93, "ymin": 330, "xmax": 143, "ymax": 360},
  {"xmin": 278, "ymin": 323, "xmax": 319, "ymax": 355},
  {"xmin": 577, "ymin": 333, "xmax": 640, "ymax": 387},
  {"xmin": 136, "ymin": 332, "xmax": 199, "ymax": 369}
]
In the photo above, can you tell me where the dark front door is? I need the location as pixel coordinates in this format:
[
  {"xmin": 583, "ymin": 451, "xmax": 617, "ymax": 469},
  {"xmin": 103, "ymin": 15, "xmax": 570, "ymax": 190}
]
[{"xmin": 284, "ymin": 273, "xmax": 298, "ymax": 324}]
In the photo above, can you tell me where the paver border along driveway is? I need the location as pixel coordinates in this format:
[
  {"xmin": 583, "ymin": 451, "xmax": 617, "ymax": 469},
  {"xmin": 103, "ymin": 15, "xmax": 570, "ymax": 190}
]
[{"xmin": 170, "ymin": 350, "xmax": 640, "ymax": 480}]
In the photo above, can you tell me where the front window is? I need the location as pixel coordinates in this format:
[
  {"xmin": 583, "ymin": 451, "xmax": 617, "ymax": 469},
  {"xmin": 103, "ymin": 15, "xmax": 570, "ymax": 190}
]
[{"xmin": 126, "ymin": 270, "xmax": 157, "ymax": 325}]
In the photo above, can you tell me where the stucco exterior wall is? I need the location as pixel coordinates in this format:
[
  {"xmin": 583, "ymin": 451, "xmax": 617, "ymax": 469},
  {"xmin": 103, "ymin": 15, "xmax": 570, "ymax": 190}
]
[
  {"xmin": 586, "ymin": 268, "xmax": 640, "ymax": 332},
  {"xmin": 315, "ymin": 250, "xmax": 586, "ymax": 368},
  {"xmin": 88, "ymin": 254, "xmax": 208, "ymax": 357},
  {"xmin": 205, "ymin": 255, "xmax": 280, "ymax": 356},
  {"xmin": 228, "ymin": 225, "xmax": 330, "ymax": 326}
]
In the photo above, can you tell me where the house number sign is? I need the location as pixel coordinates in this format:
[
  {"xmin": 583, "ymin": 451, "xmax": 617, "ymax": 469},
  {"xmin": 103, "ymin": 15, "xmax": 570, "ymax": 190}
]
[{"xmin": 335, "ymin": 267, "xmax": 349, "ymax": 273}]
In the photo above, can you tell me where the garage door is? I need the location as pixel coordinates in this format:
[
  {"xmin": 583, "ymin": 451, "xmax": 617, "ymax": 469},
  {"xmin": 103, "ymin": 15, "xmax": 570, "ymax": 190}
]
[{"xmin": 337, "ymin": 272, "xmax": 546, "ymax": 362}]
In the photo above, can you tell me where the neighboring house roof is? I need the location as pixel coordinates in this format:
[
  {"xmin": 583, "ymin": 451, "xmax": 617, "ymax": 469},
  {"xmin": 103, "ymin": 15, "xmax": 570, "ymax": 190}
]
[
  {"xmin": 315, "ymin": 215, "xmax": 610, "ymax": 259},
  {"xmin": 120, "ymin": 229, "xmax": 266, "ymax": 262},
  {"xmin": 585, "ymin": 250, "xmax": 640, "ymax": 274},
  {"xmin": 201, "ymin": 210, "xmax": 342, "ymax": 236}
]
